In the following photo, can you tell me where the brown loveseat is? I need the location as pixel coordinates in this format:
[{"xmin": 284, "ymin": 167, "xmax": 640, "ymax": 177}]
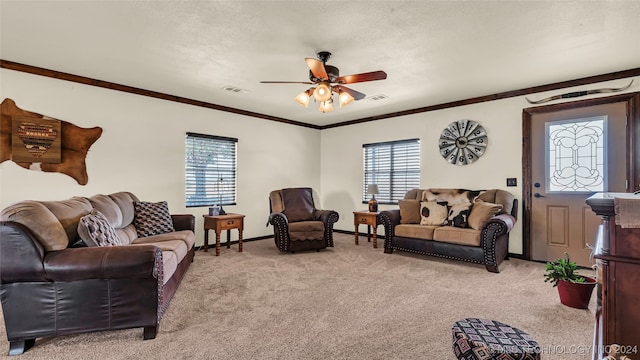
[
  {"xmin": 379, "ymin": 188, "xmax": 517, "ymax": 272},
  {"xmin": 0, "ymin": 192, "xmax": 195, "ymax": 355}
]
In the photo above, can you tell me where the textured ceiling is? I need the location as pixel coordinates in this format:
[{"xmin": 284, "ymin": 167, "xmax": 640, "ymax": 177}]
[{"xmin": 1, "ymin": 1, "xmax": 639, "ymax": 127}]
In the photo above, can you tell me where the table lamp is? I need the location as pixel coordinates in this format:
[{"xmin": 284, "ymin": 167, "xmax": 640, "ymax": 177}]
[{"xmin": 367, "ymin": 184, "xmax": 379, "ymax": 212}]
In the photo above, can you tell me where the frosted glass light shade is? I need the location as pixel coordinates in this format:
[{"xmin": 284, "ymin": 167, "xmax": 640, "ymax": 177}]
[{"xmin": 313, "ymin": 81, "xmax": 332, "ymax": 102}]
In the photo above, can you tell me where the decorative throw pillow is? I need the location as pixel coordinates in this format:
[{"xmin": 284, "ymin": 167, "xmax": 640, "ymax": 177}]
[
  {"xmin": 399, "ymin": 199, "xmax": 421, "ymax": 224},
  {"xmin": 134, "ymin": 201, "xmax": 175, "ymax": 238},
  {"xmin": 420, "ymin": 201, "xmax": 449, "ymax": 226},
  {"xmin": 447, "ymin": 203, "xmax": 472, "ymax": 228},
  {"xmin": 468, "ymin": 201, "xmax": 503, "ymax": 230},
  {"xmin": 77, "ymin": 209, "xmax": 123, "ymax": 247}
]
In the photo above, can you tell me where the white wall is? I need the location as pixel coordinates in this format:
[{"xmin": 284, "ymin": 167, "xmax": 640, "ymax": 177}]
[
  {"xmin": 2, "ymin": 70, "xmax": 637, "ymax": 252},
  {"xmin": 320, "ymin": 77, "xmax": 639, "ymax": 255},
  {"xmin": 0, "ymin": 69, "xmax": 321, "ymax": 244}
]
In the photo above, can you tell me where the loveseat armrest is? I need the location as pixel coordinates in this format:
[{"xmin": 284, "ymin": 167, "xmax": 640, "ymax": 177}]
[
  {"xmin": 43, "ymin": 245, "xmax": 162, "ymax": 282},
  {"xmin": 171, "ymin": 214, "xmax": 195, "ymax": 232},
  {"xmin": 484, "ymin": 213, "xmax": 516, "ymax": 234},
  {"xmin": 379, "ymin": 210, "xmax": 401, "ymax": 253},
  {"xmin": 480, "ymin": 213, "xmax": 516, "ymax": 273}
]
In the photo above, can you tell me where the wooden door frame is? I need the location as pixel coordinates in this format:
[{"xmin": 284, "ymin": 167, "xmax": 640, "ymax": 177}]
[{"xmin": 521, "ymin": 92, "xmax": 640, "ymax": 260}]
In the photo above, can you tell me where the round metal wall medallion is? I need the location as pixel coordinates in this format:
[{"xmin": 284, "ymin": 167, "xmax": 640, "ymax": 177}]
[{"xmin": 439, "ymin": 120, "xmax": 488, "ymax": 165}]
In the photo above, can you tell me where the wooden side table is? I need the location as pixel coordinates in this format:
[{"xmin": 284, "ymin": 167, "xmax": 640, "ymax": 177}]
[
  {"xmin": 203, "ymin": 213, "xmax": 245, "ymax": 256},
  {"xmin": 353, "ymin": 211, "xmax": 380, "ymax": 248}
]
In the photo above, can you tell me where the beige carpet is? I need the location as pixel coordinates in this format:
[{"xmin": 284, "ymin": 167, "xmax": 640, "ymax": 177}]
[{"xmin": 0, "ymin": 233, "xmax": 596, "ymax": 359}]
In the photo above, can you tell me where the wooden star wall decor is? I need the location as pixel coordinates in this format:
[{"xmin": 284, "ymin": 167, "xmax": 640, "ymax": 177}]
[{"xmin": 1, "ymin": 98, "xmax": 102, "ymax": 185}]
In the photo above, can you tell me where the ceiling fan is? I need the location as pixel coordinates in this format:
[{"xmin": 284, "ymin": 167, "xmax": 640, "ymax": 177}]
[{"xmin": 260, "ymin": 51, "xmax": 387, "ymax": 113}]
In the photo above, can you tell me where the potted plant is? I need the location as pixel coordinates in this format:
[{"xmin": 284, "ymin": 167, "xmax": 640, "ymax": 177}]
[{"xmin": 544, "ymin": 253, "xmax": 596, "ymax": 309}]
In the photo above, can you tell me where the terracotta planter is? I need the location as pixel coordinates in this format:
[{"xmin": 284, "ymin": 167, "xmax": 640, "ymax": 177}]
[{"xmin": 557, "ymin": 276, "xmax": 596, "ymax": 309}]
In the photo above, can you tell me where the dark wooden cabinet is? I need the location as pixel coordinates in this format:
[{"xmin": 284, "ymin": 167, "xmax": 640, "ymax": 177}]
[{"xmin": 586, "ymin": 193, "xmax": 640, "ymax": 360}]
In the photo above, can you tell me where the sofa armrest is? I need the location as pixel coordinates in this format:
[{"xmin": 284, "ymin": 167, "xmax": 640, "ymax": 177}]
[
  {"xmin": 171, "ymin": 214, "xmax": 195, "ymax": 232},
  {"xmin": 43, "ymin": 245, "xmax": 162, "ymax": 282},
  {"xmin": 379, "ymin": 210, "xmax": 401, "ymax": 252},
  {"xmin": 0, "ymin": 221, "xmax": 47, "ymax": 282}
]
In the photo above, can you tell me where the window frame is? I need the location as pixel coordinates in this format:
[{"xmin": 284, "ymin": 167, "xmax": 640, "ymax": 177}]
[
  {"xmin": 185, "ymin": 132, "xmax": 238, "ymax": 208},
  {"xmin": 362, "ymin": 138, "xmax": 421, "ymax": 205}
]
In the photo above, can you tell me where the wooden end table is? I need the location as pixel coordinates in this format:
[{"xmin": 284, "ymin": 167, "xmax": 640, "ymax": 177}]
[
  {"xmin": 203, "ymin": 213, "xmax": 245, "ymax": 256},
  {"xmin": 353, "ymin": 211, "xmax": 380, "ymax": 248}
]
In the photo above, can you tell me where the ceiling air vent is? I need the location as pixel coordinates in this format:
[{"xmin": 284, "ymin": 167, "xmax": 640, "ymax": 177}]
[
  {"xmin": 366, "ymin": 94, "xmax": 388, "ymax": 102},
  {"xmin": 221, "ymin": 85, "xmax": 250, "ymax": 94}
]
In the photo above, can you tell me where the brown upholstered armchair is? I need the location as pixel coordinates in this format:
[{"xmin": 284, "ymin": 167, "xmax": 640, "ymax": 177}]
[{"xmin": 268, "ymin": 188, "xmax": 339, "ymax": 252}]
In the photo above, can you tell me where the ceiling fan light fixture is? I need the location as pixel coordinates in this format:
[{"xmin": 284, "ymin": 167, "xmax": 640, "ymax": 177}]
[
  {"xmin": 313, "ymin": 81, "xmax": 332, "ymax": 102},
  {"xmin": 294, "ymin": 89, "xmax": 312, "ymax": 107},
  {"xmin": 338, "ymin": 90, "xmax": 355, "ymax": 108},
  {"xmin": 319, "ymin": 98, "xmax": 334, "ymax": 113}
]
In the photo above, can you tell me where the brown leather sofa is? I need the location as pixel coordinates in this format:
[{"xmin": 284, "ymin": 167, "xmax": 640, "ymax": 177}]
[
  {"xmin": 379, "ymin": 188, "xmax": 517, "ymax": 273},
  {"xmin": 0, "ymin": 192, "xmax": 195, "ymax": 355},
  {"xmin": 268, "ymin": 187, "xmax": 339, "ymax": 252}
]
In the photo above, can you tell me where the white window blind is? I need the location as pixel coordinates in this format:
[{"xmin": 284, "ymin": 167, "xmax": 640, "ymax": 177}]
[
  {"xmin": 185, "ymin": 132, "xmax": 237, "ymax": 207},
  {"xmin": 363, "ymin": 138, "xmax": 420, "ymax": 204}
]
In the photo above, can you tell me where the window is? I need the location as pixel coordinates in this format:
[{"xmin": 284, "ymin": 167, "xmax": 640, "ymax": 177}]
[
  {"xmin": 185, "ymin": 132, "xmax": 237, "ymax": 207},
  {"xmin": 545, "ymin": 116, "xmax": 607, "ymax": 193},
  {"xmin": 363, "ymin": 138, "xmax": 420, "ymax": 204}
]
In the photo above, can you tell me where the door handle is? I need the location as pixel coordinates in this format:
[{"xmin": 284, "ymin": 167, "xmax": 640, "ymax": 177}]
[{"xmin": 534, "ymin": 193, "xmax": 546, "ymax": 198}]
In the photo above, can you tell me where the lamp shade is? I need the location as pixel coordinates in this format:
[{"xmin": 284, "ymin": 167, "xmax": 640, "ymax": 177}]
[
  {"xmin": 294, "ymin": 89, "xmax": 312, "ymax": 107},
  {"xmin": 319, "ymin": 99, "xmax": 334, "ymax": 113},
  {"xmin": 338, "ymin": 89, "xmax": 355, "ymax": 108},
  {"xmin": 313, "ymin": 81, "xmax": 332, "ymax": 102},
  {"xmin": 367, "ymin": 184, "xmax": 379, "ymax": 195}
]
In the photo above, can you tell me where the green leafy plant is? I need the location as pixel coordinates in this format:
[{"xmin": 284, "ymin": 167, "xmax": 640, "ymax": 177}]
[{"xmin": 543, "ymin": 253, "xmax": 587, "ymax": 287}]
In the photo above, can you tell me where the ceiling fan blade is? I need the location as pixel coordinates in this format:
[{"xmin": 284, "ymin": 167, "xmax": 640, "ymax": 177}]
[
  {"xmin": 336, "ymin": 70, "xmax": 387, "ymax": 84},
  {"xmin": 260, "ymin": 81, "xmax": 314, "ymax": 84},
  {"xmin": 305, "ymin": 58, "xmax": 328, "ymax": 80},
  {"xmin": 335, "ymin": 85, "xmax": 366, "ymax": 100}
]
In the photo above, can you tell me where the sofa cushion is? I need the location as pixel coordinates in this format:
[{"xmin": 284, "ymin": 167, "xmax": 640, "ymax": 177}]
[
  {"xmin": 134, "ymin": 201, "xmax": 175, "ymax": 237},
  {"xmin": 399, "ymin": 199, "xmax": 421, "ymax": 224},
  {"xmin": 132, "ymin": 230, "xmax": 196, "ymax": 250},
  {"xmin": 281, "ymin": 188, "xmax": 315, "ymax": 222},
  {"xmin": 40, "ymin": 197, "xmax": 93, "ymax": 247},
  {"xmin": 468, "ymin": 201, "xmax": 503, "ymax": 230},
  {"xmin": 395, "ymin": 224, "xmax": 437, "ymax": 240},
  {"xmin": 88, "ymin": 194, "xmax": 123, "ymax": 229},
  {"xmin": 1, "ymin": 200, "xmax": 70, "ymax": 251},
  {"xmin": 77, "ymin": 209, "xmax": 125, "ymax": 247},
  {"xmin": 288, "ymin": 221, "xmax": 324, "ymax": 241},
  {"xmin": 447, "ymin": 203, "xmax": 472, "ymax": 228},
  {"xmin": 115, "ymin": 224, "xmax": 138, "ymax": 245},
  {"xmin": 433, "ymin": 226, "xmax": 481, "ymax": 246},
  {"xmin": 109, "ymin": 192, "xmax": 138, "ymax": 228},
  {"xmin": 420, "ymin": 201, "xmax": 448, "ymax": 225}
]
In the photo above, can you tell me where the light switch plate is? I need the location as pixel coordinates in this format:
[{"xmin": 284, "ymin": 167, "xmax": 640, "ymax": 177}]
[{"xmin": 507, "ymin": 178, "xmax": 517, "ymax": 187}]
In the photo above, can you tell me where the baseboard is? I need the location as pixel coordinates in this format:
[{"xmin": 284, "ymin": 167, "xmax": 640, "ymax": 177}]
[{"xmin": 194, "ymin": 235, "xmax": 272, "ymax": 251}]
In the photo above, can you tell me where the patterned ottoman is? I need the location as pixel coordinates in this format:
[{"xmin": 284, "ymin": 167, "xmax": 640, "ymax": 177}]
[{"xmin": 452, "ymin": 318, "xmax": 541, "ymax": 360}]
